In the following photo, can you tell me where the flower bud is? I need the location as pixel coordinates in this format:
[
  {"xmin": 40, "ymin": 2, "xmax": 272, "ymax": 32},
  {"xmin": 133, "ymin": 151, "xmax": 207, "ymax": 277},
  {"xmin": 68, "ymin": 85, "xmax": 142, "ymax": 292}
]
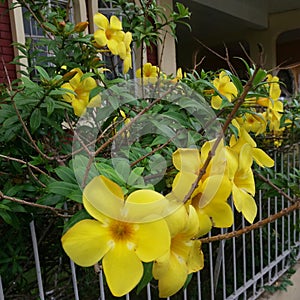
[{"xmin": 74, "ymin": 21, "xmax": 89, "ymax": 32}]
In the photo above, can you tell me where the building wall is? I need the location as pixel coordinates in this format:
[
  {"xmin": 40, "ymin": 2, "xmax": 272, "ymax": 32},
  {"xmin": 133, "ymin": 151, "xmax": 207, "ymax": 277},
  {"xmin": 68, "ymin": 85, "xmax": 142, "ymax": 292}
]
[{"xmin": 0, "ymin": 1, "xmax": 16, "ymax": 84}]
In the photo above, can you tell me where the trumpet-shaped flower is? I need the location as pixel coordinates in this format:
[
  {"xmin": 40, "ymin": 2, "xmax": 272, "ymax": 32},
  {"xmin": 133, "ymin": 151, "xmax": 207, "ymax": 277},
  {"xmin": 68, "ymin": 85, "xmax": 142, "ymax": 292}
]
[
  {"xmin": 61, "ymin": 68, "xmax": 101, "ymax": 116},
  {"xmin": 226, "ymin": 144, "xmax": 257, "ymax": 223},
  {"xmin": 235, "ymin": 113, "xmax": 267, "ymax": 135},
  {"xmin": 136, "ymin": 62, "xmax": 159, "ymax": 84},
  {"xmin": 61, "ymin": 175, "xmax": 170, "ymax": 297},
  {"xmin": 230, "ymin": 119, "xmax": 274, "ymax": 168},
  {"xmin": 167, "ymin": 140, "xmax": 233, "ymax": 236},
  {"xmin": 153, "ymin": 205, "xmax": 204, "ymax": 298},
  {"xmin": 119, "ymin": 31, "xmax": 132, "ymax": 74},
  {"xmin": 94, "ymin": 13, "xmax": 124, "ymax": 55},
  {"xmin": 211, "ymin": 71, "xmax": 238, "ymax": 109}
]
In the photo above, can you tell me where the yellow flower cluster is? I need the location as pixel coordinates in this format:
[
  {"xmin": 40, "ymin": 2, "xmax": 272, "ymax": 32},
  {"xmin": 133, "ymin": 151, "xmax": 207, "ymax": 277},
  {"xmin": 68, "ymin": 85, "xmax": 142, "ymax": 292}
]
[
  {"xmin": 93, "ymin": 13, "xmax": 132, "ymax": 74},
  {"xmin": 61, "ymin": 175, "xmax": 204, "ymax": 297},
  {"xmin": 61, "ymin": 68, "xmax": 101, "ymax": 116}
]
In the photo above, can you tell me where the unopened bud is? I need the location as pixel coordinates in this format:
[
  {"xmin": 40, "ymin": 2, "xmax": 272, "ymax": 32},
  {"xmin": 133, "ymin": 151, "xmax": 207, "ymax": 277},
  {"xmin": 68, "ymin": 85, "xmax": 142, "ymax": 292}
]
[
  {"xmin": 74, "ymin": 21, "xmax": 89, "ymax": 32},
  {"xmin": 62, "ymin": 70, "xmax": 78, "ymax": 82}
]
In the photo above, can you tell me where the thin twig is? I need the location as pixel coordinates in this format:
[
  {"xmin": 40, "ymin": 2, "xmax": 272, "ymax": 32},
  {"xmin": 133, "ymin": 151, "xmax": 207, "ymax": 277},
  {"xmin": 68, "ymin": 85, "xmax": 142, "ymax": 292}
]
[
  {"xmin": 200, "ymin": 200, "xmax": 300, "ymax": 243},
  {"xmin": 254, "ymin": 171, "xmax": 296, "ymax": 204},
  {"xmin": 0, "ymin": 191, "xmax": 72, "ymax": 218},
  {"xmin": 0, "ymin": 154, "xmax": 50, "ymax": 177}
]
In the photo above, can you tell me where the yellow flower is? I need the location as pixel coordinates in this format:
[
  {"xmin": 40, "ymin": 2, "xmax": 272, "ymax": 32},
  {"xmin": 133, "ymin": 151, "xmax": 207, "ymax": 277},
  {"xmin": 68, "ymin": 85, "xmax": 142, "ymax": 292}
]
[
  {"xmin": 94, "ymin": 13, "xmax": 124, "ymax": 55},
  {"xmin": 211, "ymin": 71, "xmax": 238, "ymax": 109},
  {"xmin": 153, "ymin": 205, "xmax": 204, "ymax": 298},
  {"xmin": 119, "ymin": 31, "xmax": 132, "ymax": 74},
  {"xmin": 230, "ymin": 119, "xmax": 274, "ymax": 168},
  {"xmin": 266, "ymin": 74, "xmax": 281, "ymax": 101},
  {"xmin": 61, "ymin": 68, "xmax": 101, "ymax": 116},
  {"xmin": 235, "ymin": 113, "xmax": 267, "ymax": 135},
  {"xmin": 136, "ymin": 62, "xmax": 159, "ymax": 84},
  {"xmin": 226, "ymin": 144, "xmax": 257, "ymax": 223},
  {"xmin": 167, "ymin": 140, "xmax": 233, "ymax": 236},
  {"xmin": 171, "ymin": 68, "xmax": 183, "ymax": 83},
  {"xmin": 61, "ymin": 175, "xmax": 170, "ymax": 297}
]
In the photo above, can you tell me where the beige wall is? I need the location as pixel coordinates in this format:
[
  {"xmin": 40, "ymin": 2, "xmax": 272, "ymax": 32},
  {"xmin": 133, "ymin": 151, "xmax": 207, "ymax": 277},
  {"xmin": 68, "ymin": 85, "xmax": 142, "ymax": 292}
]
[{"xmin": 244, "ymin": 9, "xmax": 300, "ymax": 70}]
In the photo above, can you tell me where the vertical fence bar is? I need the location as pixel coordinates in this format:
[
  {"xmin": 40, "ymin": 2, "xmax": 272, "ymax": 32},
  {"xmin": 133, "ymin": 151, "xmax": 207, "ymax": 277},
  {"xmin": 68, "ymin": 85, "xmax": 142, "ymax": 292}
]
[
  {"xmin": 209, "ymin": 231, "xmax": 215, "ymax": 300},
  {"xmin": 99, "ymin": 268, "xmax": 105, "ymax": 300},
  {"xmin": 259, "ymin": 191, "xmax": 264, "ymax": 290},
  {"xmin": 197, "ymin": 271, "xmax": 201, "ymax": 300},
  {"xmin": 146, "ymin": 283, "xmax": 151, "ymax": 300},
  {"xmin": 0, "ymin": 275, "xmax": 4, "ymax": 300},
  {"xmin": 30, "ymin": 220, "xmax": 45, "ymax": 300},
  {"xmin": 70, "ymin": 260, "xmax": 80, "ymax": 300},
  {"xmin": 242, "ymin": 216, "xmax": 247, "ymax": 300}
]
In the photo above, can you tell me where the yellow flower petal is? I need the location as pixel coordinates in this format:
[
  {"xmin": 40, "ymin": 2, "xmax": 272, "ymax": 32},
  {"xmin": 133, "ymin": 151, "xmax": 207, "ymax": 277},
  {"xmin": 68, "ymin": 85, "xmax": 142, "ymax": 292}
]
[
  {"xmin": 234, "ymin": 168, "xmax": 255, "ymax": 196},
  {"xmin": 107, "ymin": 39, "xmax": 119, "ymax": 55},
  {"xmin": 94, "ymin": 29, "xmax": 108, "ymax": 47},
  {"xmin": 198, "ymin": 175, "xmax": 232, "ymax": 208},
  {"xmin": 72, "ymin": 99, "xmax": 88, "ymax": 116},
  {"xmin": 83, "ymin": 175, "xmax": 125, "ymax": 220},
  {"xmin": 172, "ymin": 148, "xmax": 200, "ymax": 173},
  {"xmin": 125, "ymin": 189, "xmax": 169, "ymax": 222},
  {"xmin": 252, "ymin": 148, "xmax": 274, "ymax": 168},
  {"xmin": 61, "ymin": 219, "xmax": 111, "ymax": 267},
  {"xmin": 103, "ymin": 242, "xmax": 143, "ymax": 297},
  {"xmin": 232, "ymin": 184, "xmax": 257, "ymax": 223},
  {"xmin": 110, "ymin": 15, "xmax": 122, "ymax": 31},
  {"xmin": 187, "ymin": 240, "xmax": 204, "ymax": 273},
  {"xmin": 135, "ymin": 220, "xmax": 170, "ymax": 261},
  {"xmin": 211, "ymin": 95, "xmax": 222, "ymax": 109},
  {"xmin": 202, "ymin": 200, "xmax": 233, "ymax": 228},
  {"xmin": 239, "ymin": 143, "xmax": 253, "ymax": 171},
  {"xmin": 197, "ymin": 210, "xmax": 212, "ymax": 236},
  {"xmin": 153, "ymin": 252, "xmax": 188, "ymax": 298},
  {"xmin": 167, "ymin": 172, "xmax": 197, "ymax": 203},
  {"xmin": 94, "ymin": 13, "xmax": 109, "ymax": 30},
  {"xmin": 164, "ymin": 205, "xmax": 188, "ymax": 237}
]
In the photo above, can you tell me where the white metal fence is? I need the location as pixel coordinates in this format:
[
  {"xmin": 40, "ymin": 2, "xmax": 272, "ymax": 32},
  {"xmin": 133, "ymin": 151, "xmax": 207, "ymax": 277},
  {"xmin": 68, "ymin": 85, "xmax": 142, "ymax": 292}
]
[{"xmin": 1, "ymin": 144, "xmax": 300, "ymax": 300}]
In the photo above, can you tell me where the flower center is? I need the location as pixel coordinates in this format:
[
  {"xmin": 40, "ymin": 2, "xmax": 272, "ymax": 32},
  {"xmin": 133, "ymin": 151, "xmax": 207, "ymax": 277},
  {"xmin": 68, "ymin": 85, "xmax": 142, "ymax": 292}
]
[
  {"xmin": 109, "ymin": 220, "xmax": 135, "ymax": 241},
  {"xmin": 105, "ymin": 29, "xmax": 113, "ymax": 40}
]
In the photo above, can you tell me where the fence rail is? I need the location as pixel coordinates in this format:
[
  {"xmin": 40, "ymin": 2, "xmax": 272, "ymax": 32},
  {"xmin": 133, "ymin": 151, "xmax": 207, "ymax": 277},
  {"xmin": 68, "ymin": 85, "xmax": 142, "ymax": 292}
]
[{"xmin": 1, "ymin": 144, "xmax": 300, "ymax": 300}]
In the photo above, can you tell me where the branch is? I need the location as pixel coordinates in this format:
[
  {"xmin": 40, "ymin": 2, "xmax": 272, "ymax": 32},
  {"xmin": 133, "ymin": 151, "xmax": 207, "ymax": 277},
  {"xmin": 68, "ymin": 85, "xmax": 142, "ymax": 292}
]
[
  {"xmin": 254, "ymin": 170, "xmax": 297, "ymax": 204},
  {"xmin": 0, "ymin": 191, "xmax": 73, "ymax": 218},
  {"xmin": 199, "ymin": 200, "xmax": 300, "ymax": 243},
  {"xmin": 183, "ymin": 63, "xmax": 262, "ymax": 203}
]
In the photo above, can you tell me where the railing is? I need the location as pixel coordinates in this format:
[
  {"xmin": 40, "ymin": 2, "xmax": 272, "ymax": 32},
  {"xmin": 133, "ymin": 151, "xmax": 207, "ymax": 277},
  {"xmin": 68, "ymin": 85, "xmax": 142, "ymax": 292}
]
[{"xmin": 1, "ymin": 145, "xmax": 300, "ymax": 300}]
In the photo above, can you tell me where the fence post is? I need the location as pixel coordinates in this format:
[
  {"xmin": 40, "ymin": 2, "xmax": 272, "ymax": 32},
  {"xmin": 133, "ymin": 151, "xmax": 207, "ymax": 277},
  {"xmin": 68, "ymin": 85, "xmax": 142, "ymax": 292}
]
[{"xmin": 30, "ymin": 220, "xmax": 45, "ymax": 300}]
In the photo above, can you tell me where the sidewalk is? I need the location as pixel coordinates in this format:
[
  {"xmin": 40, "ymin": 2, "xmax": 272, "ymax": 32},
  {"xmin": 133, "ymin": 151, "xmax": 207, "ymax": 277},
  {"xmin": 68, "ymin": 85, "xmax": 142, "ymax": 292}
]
[{"xmin": 259, "ymin": 262, "xmax": 300, "ymax": 300}]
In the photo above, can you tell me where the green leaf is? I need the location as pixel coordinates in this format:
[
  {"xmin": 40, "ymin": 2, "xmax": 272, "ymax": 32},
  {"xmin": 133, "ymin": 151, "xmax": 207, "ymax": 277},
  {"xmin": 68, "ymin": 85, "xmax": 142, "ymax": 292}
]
[
  {"xmin": 253, "ymin": 68, "xmax": 267, "ymax": 86},
  {"xmin": 35, "ymin": 66, "xmax": 50, "ymax": 81},
  {"xmin": 136, "ymin": 262, "xmax": 153, "ymax": 294},
  {"xmin": 21, "ymin": 77, "xmax": 39, "ymax": 89},
  {"xmin": 47, "ymin": 181, "xmax": 80, "ymax": 197},
  {"xmin": 45, "ymin": 97, "xmax": 55, "ymax": 116},
  {"xmin": 127, "ymin": 167, "xmax": 145, "ymax": 186},
  {"xmin": 30, "ymin": 108, "xmax": 41, "ymax": 132},
  {"xmin": 68, "ymin": 189, "xmax": 83, "ymax": 203},
  {"xmin": 55, "ymin": 166, "xmax": 77, "ymax": 183}
]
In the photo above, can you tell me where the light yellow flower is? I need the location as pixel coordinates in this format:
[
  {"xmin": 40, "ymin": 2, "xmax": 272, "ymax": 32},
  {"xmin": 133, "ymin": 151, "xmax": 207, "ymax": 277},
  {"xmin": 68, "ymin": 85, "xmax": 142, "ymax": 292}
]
[
  {"xmin": 61, "ymin": 175, "xmax": 170, "ymax": 297},
  {"xmin": 211, "ymin": 71, "xmax": 238, "ymax": 109},
  {"xmin": 226, "ymin": 144, "xmax": 257, "ymax": 223},
  {"xmin": 266, "ymin": 74, "xmax": 281, "ymax": 101},
  {"xmin": 235, "ymin": 113, "xmax": 267, "ymax": 135},
  {"xmin": 94, "ymin": 13, "xmax": 124, "ymax": 55},
  {"xmin": 119, "ymin": 31, "xmax": 132, "ymax": 74},
  {"xmin": 171, "ymin": 68, "xmax": 183, "ymax": 83},
  {"xmin": 230, "ymin": 119, "xmax": 274, "ymax": 168},
  {"xmin": 153, "ymin": 205, "xmax": 204, "ymax": 298},
  {"xmin": 167, "ymin": 140, "xmax": 233, "ymax": 236},
  {"xmin": 136, "ymin": 62, "xmax": 159, "ymax": 84},
  {"xmin": 61, "ymin": 68, "xmax": 101, "ymax": 116}
]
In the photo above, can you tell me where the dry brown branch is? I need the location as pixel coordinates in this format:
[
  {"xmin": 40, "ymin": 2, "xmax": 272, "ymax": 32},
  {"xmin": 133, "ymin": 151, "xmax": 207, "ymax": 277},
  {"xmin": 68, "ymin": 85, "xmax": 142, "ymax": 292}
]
[
  {"xmin": 0, "ymin": 191, "xmax": 73, "ymax": 218},
  {"xmin": 200, "ymin": 200, "xmax": 300, "ymax": 243}
]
